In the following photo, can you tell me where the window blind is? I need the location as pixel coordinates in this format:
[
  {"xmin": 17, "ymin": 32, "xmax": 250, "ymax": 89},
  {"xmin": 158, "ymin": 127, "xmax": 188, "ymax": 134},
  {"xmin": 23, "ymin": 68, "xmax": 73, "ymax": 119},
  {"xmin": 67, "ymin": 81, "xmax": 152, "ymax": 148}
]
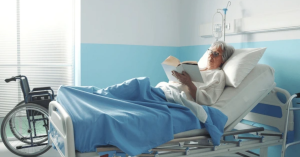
[{"xmin": 0, "ymin": 0, "xmax": 74, "ymax": 117}]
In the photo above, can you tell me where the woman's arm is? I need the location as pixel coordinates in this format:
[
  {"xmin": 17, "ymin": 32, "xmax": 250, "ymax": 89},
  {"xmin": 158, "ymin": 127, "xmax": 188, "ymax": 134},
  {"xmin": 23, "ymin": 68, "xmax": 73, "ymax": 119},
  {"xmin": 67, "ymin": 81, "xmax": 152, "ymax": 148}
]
[{"xmin": 186, "ymin": 82, "xmax": 197, "ymax": 100}]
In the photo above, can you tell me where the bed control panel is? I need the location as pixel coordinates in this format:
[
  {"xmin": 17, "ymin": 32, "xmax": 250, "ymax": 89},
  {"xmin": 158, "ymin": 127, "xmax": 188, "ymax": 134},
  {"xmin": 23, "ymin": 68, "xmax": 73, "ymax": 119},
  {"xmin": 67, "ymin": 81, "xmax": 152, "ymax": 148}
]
[{"xmin": 49, "ymin": 122, "xmax": 66, "ymax": 157}]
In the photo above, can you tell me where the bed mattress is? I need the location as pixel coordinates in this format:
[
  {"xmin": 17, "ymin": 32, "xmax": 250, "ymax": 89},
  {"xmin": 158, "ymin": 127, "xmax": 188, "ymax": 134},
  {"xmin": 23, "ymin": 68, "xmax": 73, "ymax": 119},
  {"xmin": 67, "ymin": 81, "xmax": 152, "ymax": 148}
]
[{"xmin": 174, "ymin": 64, "xmax": 275, "ymax": 138}]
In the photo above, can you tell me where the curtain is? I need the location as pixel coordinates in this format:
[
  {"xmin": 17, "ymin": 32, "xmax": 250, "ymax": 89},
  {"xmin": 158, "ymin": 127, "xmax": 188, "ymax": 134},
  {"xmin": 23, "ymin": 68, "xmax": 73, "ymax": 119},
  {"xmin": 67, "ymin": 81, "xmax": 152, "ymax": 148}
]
[{"xmin": 0, "ymin": 0, "xmax": 74, "ymax": 117}]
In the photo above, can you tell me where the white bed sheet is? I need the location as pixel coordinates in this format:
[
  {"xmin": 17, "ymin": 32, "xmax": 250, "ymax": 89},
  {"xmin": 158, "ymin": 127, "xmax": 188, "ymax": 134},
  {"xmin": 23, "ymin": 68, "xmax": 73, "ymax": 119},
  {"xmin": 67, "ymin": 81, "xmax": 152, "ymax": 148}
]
[{"xmin": 174, "ymin": 64, "xmax": 275, "ymax": 138}]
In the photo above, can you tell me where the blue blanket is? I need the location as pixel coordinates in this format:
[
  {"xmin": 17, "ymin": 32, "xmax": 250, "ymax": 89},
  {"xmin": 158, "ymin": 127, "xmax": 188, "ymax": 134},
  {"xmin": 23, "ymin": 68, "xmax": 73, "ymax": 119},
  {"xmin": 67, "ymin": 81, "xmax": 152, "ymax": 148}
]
[{"xmin": 56, "ymin": 77, "xmax": 202, "ymax": 155}]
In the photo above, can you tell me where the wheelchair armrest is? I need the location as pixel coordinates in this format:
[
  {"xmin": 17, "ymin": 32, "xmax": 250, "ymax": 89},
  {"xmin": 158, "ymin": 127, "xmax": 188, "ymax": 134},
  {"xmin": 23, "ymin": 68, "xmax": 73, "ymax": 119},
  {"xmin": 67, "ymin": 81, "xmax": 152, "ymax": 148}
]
[
  {"xmin": 28, "ymin": 91, "xmax": 49, "ymax": 96},
  {"xmin": 26, "ymin": 91, "xmax": 54, "ymax": 103},
  {"xmin": 32, "ymin": 87, "xmax": 52, "ymax": 91},
  {"xmin": 32, "ymin": 86, "xmax": 54, "ymax": 97}
]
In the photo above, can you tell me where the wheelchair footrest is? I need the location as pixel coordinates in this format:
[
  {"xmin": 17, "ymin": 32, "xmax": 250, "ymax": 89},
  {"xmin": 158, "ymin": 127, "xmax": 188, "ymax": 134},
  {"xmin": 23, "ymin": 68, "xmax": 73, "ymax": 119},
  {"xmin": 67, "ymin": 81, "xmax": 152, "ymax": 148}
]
[
  {"xmin": 16, "ymin": 143, "xmax": 48, "ymax": 149},
  {"xmin": 21, "ymin": 135, "xmax": 48, "ymax": 140}
]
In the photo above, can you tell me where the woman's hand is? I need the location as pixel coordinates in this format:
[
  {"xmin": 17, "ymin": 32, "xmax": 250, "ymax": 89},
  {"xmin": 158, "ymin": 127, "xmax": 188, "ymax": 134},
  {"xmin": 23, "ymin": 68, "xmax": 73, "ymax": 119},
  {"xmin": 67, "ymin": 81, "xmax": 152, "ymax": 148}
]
[
  {"xmin": 172, "ymin": 71, "xmax": 192, "ymax": 85},
  {"xmin": 172, "ymin": 70, "xmax": 197, "ymax": 100}
]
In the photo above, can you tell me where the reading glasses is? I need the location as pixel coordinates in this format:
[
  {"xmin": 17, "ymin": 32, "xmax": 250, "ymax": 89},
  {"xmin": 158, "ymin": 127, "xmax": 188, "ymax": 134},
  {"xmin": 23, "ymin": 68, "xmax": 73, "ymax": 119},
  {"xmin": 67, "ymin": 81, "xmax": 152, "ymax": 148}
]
[{"xmin": 207, "ymin": 49, "xmax": 220, "ymax": 57}]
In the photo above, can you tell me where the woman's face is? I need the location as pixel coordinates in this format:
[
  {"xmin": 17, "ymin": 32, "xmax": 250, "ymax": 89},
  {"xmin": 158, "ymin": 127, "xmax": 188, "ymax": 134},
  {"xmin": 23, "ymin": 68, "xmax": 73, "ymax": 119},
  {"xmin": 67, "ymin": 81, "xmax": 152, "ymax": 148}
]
[{"xmin": 207, "ymin": 46, "xmax": 224, "ymax": 69}]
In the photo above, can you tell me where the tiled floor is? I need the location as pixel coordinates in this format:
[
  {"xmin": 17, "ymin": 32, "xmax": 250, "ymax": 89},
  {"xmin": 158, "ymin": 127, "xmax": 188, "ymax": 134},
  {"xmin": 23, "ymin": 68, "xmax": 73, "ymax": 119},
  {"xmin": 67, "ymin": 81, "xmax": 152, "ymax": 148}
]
[{"xmin": 0, "ymin": 142, "xmax": 61, "ymax": 157}]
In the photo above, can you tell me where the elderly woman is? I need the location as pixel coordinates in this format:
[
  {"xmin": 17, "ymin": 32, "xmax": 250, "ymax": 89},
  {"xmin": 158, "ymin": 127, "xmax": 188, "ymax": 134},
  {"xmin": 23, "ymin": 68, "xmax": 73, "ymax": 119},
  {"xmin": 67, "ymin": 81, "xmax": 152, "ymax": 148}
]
[{"xmin": 168, "ymin": 41, "xmax": 234, "ymax": 106}]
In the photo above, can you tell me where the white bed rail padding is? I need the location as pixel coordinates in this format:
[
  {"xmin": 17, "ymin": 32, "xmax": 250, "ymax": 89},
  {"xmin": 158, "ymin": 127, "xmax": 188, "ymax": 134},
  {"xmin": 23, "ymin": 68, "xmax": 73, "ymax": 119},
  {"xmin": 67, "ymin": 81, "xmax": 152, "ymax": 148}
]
[
  {"xmin": 244, "ymin": 87, "xmax": 293, "ymax": 133},
  {"xmin": 49, "ymin": 101, "xmax": 75, "ymax": 157}
]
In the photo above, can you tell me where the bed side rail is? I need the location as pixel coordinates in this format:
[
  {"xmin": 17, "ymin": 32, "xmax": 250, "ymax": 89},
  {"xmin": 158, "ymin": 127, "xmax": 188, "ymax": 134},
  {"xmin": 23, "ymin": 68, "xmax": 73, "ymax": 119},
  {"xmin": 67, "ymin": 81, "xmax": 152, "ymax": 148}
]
[
  {"xmin": 48, "ymin": 101, "xmax": 75, "ymax": 157},
  {"xmin": 243, "ymin": 87, "xmax": 293, "ymax": 133}
]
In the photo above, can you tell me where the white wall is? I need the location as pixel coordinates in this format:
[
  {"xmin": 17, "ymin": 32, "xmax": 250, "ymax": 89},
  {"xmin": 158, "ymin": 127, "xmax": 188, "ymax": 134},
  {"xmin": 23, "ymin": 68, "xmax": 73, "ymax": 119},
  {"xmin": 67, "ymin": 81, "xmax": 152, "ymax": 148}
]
[
  {"xmin": 81, "ymin": 0, "xmax": 180, "ymax": 46},
  {"xmin": 179, "ymin": 0, "xmax": 300, "ymax": 46}
]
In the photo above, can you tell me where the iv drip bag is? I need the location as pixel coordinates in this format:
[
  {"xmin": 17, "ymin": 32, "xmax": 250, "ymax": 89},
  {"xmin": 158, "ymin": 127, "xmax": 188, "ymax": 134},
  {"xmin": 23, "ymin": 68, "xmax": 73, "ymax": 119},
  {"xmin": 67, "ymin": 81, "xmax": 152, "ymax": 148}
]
[
  {"xmin": 213, "ymin": 24, "xmax": 222, "ymax": 40},
  {"xmin": 212, "ymin": 12, "xmax": 223, "ymax": 41}
]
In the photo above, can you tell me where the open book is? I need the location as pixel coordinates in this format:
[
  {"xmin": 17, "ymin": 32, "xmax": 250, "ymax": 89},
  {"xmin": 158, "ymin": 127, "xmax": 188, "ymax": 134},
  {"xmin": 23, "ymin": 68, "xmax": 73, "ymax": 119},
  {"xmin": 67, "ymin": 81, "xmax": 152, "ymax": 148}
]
[{"xmin": 162, "ymin": 56, "xmax": 204, "ymax": 83}]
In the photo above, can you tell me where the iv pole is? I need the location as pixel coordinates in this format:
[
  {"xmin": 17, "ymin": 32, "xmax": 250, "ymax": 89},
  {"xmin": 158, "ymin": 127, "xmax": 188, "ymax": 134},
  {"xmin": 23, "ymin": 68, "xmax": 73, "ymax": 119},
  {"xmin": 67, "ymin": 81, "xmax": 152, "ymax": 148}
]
[
  {"xmin": 222, "ymin": 1, "xmax": 231, "ymax": 41},
  {"xmin": 212, "ymin": 1, "xmax": 231, "ymax": 42}
]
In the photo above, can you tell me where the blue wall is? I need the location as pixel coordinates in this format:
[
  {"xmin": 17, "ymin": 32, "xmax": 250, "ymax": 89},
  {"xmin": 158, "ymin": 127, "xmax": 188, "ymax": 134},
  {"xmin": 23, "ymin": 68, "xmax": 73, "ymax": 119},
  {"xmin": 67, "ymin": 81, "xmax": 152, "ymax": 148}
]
[{"xmin": 81, "ymin": 44, "xmax": 179, "ymax": 88}]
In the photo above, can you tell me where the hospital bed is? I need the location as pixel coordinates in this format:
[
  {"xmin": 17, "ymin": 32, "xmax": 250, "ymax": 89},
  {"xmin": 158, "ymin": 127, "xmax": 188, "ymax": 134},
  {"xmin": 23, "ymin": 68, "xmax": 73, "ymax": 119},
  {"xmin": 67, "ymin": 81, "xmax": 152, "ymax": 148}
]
[{"xmin": 48, "ymin": 64, "xmax": 298, "ymax": 157}]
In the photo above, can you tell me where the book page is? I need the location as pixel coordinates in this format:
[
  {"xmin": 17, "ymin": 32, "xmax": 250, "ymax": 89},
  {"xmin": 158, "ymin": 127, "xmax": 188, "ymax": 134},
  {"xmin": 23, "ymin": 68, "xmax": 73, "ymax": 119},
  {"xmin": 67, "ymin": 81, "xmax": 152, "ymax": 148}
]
[
  {"xmin": 162, "ymin": 56, "xmax": 180, "ymax": 67},
  {"xmin": 161, "ymin": 64, "xmax": 178, "ymax": 82},
  {"xmin": 175, "ymin": 64, "xmax": 184, "ymax": 73},
  {"xmin": 182, "ymin": 64, "xmax": 204, "ymax": 83},
  {"xmin": 161, "ymin": 56, "xmax": 202, "ymax": 83},
  {"xmin": 181, "ymin": 61, "xmax": 198, "ymax": 65}
]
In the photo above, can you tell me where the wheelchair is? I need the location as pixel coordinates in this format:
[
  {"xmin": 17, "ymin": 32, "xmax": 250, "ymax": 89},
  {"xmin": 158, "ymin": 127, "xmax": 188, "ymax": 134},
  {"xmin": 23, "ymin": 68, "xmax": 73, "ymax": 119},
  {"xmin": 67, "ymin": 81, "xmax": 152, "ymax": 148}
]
[{"xmin": 1, "ymin": 75, "xmax": 55, "ymax": 157}]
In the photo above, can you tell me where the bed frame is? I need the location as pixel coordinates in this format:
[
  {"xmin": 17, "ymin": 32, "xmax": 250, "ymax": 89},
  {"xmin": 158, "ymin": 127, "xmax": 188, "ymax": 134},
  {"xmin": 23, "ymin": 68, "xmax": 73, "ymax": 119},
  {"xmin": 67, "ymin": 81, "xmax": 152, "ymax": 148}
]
[{"xmin": 48, "ymin": 84, "xmax": 299, "ymax": 157}]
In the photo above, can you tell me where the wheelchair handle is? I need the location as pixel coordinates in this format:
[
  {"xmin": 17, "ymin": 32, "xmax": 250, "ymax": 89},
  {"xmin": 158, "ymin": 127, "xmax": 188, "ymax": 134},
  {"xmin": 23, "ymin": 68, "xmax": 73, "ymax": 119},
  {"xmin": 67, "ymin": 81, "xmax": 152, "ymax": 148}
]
[
  {"xmin": 296, "ymin": 93, "xmax": 300, "ymax": 98},
  {"xmin": 4, "ymin": 75, "xmax": 26, "ymax": 83},
  {"xmin": 5, "ymin": 77, "xmax": 17, "ymax": 83}
]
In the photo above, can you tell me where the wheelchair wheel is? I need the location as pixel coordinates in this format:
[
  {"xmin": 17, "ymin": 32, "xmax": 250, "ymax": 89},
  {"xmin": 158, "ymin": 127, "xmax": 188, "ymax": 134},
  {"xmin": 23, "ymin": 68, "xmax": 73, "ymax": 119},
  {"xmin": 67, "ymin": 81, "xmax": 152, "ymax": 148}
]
[
  {"xmin": 1, "ymin": 103, "xmax": 51, "ymax": 157},
  {"xmin": 9, "ymin": 101, "xmax": 48, "ymax": 144},
  {"xmin": 15, "ymin": 100, "xmax": 25, "ymax": 107}
]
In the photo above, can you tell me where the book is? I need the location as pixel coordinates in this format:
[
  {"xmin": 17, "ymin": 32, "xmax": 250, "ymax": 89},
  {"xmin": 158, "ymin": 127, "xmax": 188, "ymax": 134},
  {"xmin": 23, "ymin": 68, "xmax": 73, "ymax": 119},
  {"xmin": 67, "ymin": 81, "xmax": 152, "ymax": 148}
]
[{"xmin": 161, "ymin": 56, "xmax": 204, "ymax": 83}]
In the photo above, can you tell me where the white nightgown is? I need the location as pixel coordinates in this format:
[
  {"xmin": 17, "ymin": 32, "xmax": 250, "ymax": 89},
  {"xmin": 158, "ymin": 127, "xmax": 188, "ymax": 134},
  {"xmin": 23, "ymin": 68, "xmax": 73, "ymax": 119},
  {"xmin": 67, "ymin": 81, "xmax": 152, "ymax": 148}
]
[{"xmin": 163, "ymin": 67, "xmax": 225, "ymax": 106}]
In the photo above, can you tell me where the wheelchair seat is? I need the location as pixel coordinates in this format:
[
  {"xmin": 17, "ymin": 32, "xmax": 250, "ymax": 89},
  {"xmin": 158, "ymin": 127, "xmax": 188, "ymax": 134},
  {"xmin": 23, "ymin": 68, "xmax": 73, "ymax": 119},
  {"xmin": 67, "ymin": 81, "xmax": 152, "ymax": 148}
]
[{"xmin": 19, "ymin": 76, "xmax": 54, "ymax": 109}]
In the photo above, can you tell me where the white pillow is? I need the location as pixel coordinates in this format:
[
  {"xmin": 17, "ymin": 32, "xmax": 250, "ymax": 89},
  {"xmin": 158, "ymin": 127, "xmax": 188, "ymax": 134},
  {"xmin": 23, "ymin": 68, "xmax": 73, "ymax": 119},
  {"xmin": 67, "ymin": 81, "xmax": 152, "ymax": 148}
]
[{"xmin": 222, "ymin": 47, "xmax": 266, "ymax": 87}]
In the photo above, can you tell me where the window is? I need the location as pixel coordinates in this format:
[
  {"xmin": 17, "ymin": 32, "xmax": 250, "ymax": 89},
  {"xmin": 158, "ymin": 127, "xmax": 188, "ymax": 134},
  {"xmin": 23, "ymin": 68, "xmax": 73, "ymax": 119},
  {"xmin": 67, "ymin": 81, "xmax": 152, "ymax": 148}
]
[{"xmin": 0, "ymin": 0, "xmax": 75, "ymax": 117}]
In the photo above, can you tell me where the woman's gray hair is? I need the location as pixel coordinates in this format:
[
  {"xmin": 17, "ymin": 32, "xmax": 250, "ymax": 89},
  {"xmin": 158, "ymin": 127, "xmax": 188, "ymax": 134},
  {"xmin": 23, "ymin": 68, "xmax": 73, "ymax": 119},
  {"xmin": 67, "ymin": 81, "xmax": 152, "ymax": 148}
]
[{"xmin": 210, "ymin": 41, "xmax": 235, "ymax": 63}]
